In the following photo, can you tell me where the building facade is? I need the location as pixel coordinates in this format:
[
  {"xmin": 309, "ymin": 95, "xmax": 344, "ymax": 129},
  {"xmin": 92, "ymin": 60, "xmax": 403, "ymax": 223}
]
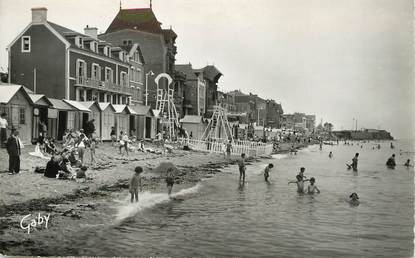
[
  {"xmin": 100, "ymin": 7, "xmax": 177, "ymax": 110},
  {"xmin": 8, "ymin": 8, "xmax": 136, "ymax": 105}
]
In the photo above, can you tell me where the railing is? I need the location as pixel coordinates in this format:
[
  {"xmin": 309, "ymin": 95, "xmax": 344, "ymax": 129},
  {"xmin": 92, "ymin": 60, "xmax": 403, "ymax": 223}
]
[
  {"xmin": 178, "ymin": 138, "xmax": 273, "ymax": 157},
  {"xmin": 76, "ymin": 76, "xmax": 132, "ymax": 95}
]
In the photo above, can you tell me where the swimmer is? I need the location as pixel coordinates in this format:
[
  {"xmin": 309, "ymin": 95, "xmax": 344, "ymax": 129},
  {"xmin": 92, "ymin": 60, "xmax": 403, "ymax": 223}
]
[
  {"xmin": 348, "ymin": 192, "xmax": 360, "ymax": 206},
  {"xmin": 404, "ymin": 159, "xmax": 413, "ymax": 167},
  {"xmin": 386, "ymin": 154, "xmax": 396, "ymax": 169},
  {"xmin": 328, "ymin": 151, "xmax": 333, "ymax": 158},
  {"xmin": 347, "ymin": 153, "xmax": 359, "ymax": 171},
  {"xmin": 288, "ymin": 167, "xmax": 309, "ymax": 193},
  {"xmin": 307, "ymin": 177, "xmax": 320, "ymax": 194}
]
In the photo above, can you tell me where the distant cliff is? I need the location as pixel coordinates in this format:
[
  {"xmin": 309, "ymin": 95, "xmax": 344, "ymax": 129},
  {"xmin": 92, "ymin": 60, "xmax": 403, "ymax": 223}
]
[{"xmin": 333, "ymin": 129, "xmax": 393, "ymax": 140}]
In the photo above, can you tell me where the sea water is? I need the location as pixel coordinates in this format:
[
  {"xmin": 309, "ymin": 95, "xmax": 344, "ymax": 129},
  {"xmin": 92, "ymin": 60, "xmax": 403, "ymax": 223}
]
[{"xmin": 69, "ymin": 140, "xmax": 414, "ymax": 257}]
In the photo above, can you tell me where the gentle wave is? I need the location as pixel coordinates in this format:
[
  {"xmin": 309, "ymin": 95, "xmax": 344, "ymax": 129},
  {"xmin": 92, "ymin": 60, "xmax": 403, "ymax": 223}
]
[{"xmin": 115, "ymin": 184, "xmax": 202, "ymax": 221}]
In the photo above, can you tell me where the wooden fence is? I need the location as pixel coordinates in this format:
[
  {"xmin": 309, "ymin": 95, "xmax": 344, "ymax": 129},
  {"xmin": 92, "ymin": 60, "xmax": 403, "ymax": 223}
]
[{"xmin": 178, "ymin": 138, "xmax": 273, "ymax": 157}]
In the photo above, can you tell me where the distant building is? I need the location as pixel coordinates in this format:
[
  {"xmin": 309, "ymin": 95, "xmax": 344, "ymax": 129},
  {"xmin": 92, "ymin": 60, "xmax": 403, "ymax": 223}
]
[
  {"xmin": 265, "ymin": 99, "xmax": 283, "ymax": 128},
  {"xmin": 99, "ymin": 7, "xmax": 177, "ymax": 109},
  {"xmin": 8, "ymin": 8, "xmax": 135, "ymax": 104},
  {"xmin": 175, "ymin": 63, "xmax": 206, "ymax": 116},
  {"xmin": 202, "ymin": 65, "xmax": 222, "ymax": 112}
]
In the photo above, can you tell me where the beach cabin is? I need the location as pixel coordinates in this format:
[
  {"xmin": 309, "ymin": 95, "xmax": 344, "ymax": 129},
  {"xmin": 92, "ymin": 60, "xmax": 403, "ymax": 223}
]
[
  {"xmin": 63, "ymin": 100, "xmax": 91, "ymax": 132},
  {"xmin": 112, "ymin": 104, "xmax": 130, "ymax": 136},
  {"xmin": 180, "ymin": 115, "xmax": 206, "ymax": 139},
  {"xmin": 129, "ymin": 104, "xmax": 155, "ymax": 139},
  {"xmin": 48, "ymin": 98, "xmax": 77, "ymax": 140},
  {"xmin": 79, "ymin": 101, "xmax": 101, "ymax": 139},
  {"xmin": 125, "ymin": 105, "xmax": 138, "ymax": 137},
  {"xmin": 28, "ymin": 94, "xmax": 56, "ymax": 142},
  {"xmin": 98, "ymin": 103, "xmax": 116, "ymax": 141},
  {"xmin": 0, "ymin": 84, "xmax": 34, "ymax": 143}
]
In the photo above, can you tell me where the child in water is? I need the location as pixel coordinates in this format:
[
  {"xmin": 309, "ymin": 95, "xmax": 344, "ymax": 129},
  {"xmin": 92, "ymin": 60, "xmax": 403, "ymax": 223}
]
[
  {"xmin": 349, "ymin": 192, "xmax": 360, "ymax": 206},
  {"xmin": 165, "ymin": 167, "xmax": 175, "ymax": 195},
  {"xmin": 288, "ymin": 167, "xmax": 309, "ymax": 193},
  {"xmin": 129, "ymin": 166, "xmax": 143, "ymax": 203},
  {"xmin": 307, "ymin": 177, "xmax": 320, "ymax": 194},
  {"xmin": 404, "ymin": 159, "xmax": 413, "ymax": 167},
  {"xmin": 328, "ymin": 151, "xmax": 333, "ymax": 158},
  {"xmin": 238, "ymin": 153, "xmax": 246, "ymax": 184},
  {"xmin": 264, "ymin": 163, "xmax": 274, "ymax": 183}
]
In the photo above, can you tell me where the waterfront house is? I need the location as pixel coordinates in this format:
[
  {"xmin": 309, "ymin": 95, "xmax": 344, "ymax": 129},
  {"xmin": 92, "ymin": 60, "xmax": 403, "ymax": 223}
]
[
  {"xmin": 99, "ymin": 7, "xmax": 177, "ymax": 110},
  {"xmin": 0, "ymin": 84, "xmax": 34, "ymax": 143},
  {"xmin": 7, "ymin": 7, "xmax": 137, "ymax": 105},
  {"xmin": 97, "ymin": 102, "xmax": 116, "ymax": 141}
]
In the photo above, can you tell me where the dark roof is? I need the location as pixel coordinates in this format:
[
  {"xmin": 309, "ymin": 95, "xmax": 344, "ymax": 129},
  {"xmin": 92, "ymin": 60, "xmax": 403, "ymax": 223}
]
[
  {"xmin": 48, "ymin": 98, "xmax": 76, "ymax": 111},
  {"xmin": 48, "ymin": 21, "xmax": 86, "ymax": 38},
  {"xmin": 175, "ymin": 64, "xmax": 198, "ymax": 80},
  {"xmin": 99, "ymin": 29, "xmax": 164, "ymax": 64},
  {"xmin": 106, "ymin": 8, "xmax": 163, "ymax": 34},
  {"xmin": 203, "ymin": 65, "xmax": 223, "ymax": 82}
]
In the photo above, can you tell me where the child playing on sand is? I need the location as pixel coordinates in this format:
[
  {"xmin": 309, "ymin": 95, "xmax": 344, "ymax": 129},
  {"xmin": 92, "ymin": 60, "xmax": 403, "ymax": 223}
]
[
  {"xmin": 307, "ymin": 177, "xmax": 320, "ymax": 194},
  {"xmin": 166, "ymin": 168, "xmax": 175, "ymax": 195},
  {"xmin": 288, "ymin": 167, "xmax": 309, "ymax": 193},
  {"xmin": 238, "ymin": 153, "xmax": 246, "ymax": 184},
  {"xmin": 76, "ymin": 166, "xmax": 88, "ymax": 182},
  {"xmin": 129, "ymin": 166, "xmax": 143, "ymax": 203},
  {"xmin": 264, "ymin": 163, "xmax": 274, "ymax": 183}
]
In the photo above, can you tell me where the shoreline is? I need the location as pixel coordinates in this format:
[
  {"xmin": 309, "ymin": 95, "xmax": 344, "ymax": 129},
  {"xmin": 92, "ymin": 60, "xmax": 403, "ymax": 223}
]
[{"xmin": 0, "ymin": 141, "xmax": 313, "ymax": 255}]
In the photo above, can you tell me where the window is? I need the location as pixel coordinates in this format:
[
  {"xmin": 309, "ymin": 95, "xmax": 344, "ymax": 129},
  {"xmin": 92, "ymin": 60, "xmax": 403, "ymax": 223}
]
[
  {"xmin": 75, "ymin": 36, "xmax": 84, "ymax": 48},
  {"xmin": 21, "ymin": 36, "xmax": 31, "ymax": 52},
  {"xmin": 119, "ymin": 52, "xmax": 125, "ymax": 62},
  {"xmin": 123, "ymin": 39, "xmax": 132, "ymax": 45},
  {"xmin": 104, "ymin": 46, "xmax": 109, "ymax": 56},
  {"xmin": 92, "ymin": 64, "xmax": 101, "ymax": 81},
  {"xmin": 105, "ymin": 67, "xmax": 113, "ymax": 83},
  {"xmin": 90, "ymin": 41, "xmax": 98, "ymax": 52},
  {"xmin": 76, "ymin": 59, "xmax": 87, "ymax": 82},
  {"xmin": 19, "ymin": 107, "xmax": 25, "ymax": 124},
  {"xmin": 94, "ymin": 42, "xmax": 98, "ymax": 53},
  {"xmin": 120, "ymin": 72, "xmax": 127, "ymax": 86}
]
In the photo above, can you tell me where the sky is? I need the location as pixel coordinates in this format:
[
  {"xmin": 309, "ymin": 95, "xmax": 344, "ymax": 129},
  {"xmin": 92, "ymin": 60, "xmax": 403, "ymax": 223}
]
[{"xmin": 0, "ymin": 0, "xmax": 413, "ymax": 138}]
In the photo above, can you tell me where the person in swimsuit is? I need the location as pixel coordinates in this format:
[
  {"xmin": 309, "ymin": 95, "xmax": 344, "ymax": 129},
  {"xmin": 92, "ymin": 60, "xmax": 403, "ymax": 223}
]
[
  {"xmin": 129, "ymin": 166, "xmax": 143, "ymax": 203},
  {"xmin": 404, "ymin": 159, "xmax": 413, "ymax": 167},
  {"xmin": 166, "ymin": 168, "xmax": 175, "ymax": 195},
  {"xmin": 349, "ymin": 192, "xmax": 360, "ymax": 206},
  {"xmin": 307, "ymin": 177, "xmax": 320, "ymax": 194},
  {"xmin": 386, "ymin": 154, "xmax": 396, "ymax": 169},
  {"xmin": 237, "ymin": 153, "xmax": 246, "ymax": 184},
  {"xmin": 264, "ymin": 163, "xmax": 274, "ymax": 183},
  {"xmin": 329, "ymin": 151, "xmax": 333, "ymax": 158},
  {"xmin": 288, "ymin": 167, "xmax": 309, "ymax": 193}
]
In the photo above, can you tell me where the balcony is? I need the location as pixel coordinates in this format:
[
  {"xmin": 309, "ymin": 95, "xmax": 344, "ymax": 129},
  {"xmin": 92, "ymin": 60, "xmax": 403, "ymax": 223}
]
[{"xmin": 75, "ymin": 76, "xmax": 132, "ymax": 95}]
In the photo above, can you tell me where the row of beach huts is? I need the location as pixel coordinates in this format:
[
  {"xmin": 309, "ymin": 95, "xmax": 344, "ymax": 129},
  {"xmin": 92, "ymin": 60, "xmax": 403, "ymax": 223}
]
[{"xmin": 0, "ymin": 83, "xmax": 164, "ymax": 144}]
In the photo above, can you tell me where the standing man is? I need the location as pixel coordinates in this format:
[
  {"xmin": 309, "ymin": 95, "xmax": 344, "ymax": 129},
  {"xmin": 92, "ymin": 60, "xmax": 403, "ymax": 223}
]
[
  {"xmin": 226, "ymin": 140, "xmax": 233, "ymax": 160},
  {"xmin": 6, "ymin": 130, "xmax": 22, "ymax": 174},
  {"xmin": 0, "ymin": 112, "xmax": 8, "ymax": 148}
]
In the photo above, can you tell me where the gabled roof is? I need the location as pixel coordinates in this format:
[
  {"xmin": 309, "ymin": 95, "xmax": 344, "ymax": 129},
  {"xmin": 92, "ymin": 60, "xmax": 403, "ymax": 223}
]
[
  {"xmin": 48, "ymin": 98, "xmax": 76, "ymax": 111},
  {"xmin": 120, "ymin": 43, "xmax": 145, "ymax": 64},
  {"xmin": 129, "ymin": 104, "xmax": 154, "ymax": 116},
  {"xmin": 29, "ymin": 94, "xmax": 53, "ymax": 106},
  {"xmin": 106, "ymin": 8, "xmax": 163, "ymax": 34},
  {"xmin": 0, "ymin": 84, "xmax": 34, "ymax": 105},
  {"xmin": 175, "ymin": 64, "xmax": 198, "ymax": 80},
  {"xmin": 98, "ymin": 102, "xmax": 116, "ymax": 112},
  {"xmin": 63, "ymin": 100, "xmax": 91, "ymax": 112},
  {"xmin": 125, "ymin": 105, "xmax": 138, "ymax": 115},
  {"xmin": 78, "ymin": 101, "xmax": 101, "ymax": 111},
  {"xmin": 180, "ymin": 115, "xmax": 204, "ymax": 124},
  {"xmin": 112, "ymin": 104, "xmax": 128, "ymax": 114}
]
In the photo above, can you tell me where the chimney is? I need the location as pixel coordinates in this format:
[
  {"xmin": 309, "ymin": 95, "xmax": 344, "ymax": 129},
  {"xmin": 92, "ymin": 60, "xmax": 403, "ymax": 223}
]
[
  {"xmin": 32, "ymin": 7, "xmax": 47, "ymax": 23},
  {"xmin": 84, "ymin": 25, "xmax": 98, "ymax": 39}
]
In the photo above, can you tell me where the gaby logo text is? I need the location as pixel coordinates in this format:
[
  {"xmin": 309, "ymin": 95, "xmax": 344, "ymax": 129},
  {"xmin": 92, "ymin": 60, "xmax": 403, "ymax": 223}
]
[{"xmin": 20, "ymin": 213, "xmax": 50, "ymax": 234}]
